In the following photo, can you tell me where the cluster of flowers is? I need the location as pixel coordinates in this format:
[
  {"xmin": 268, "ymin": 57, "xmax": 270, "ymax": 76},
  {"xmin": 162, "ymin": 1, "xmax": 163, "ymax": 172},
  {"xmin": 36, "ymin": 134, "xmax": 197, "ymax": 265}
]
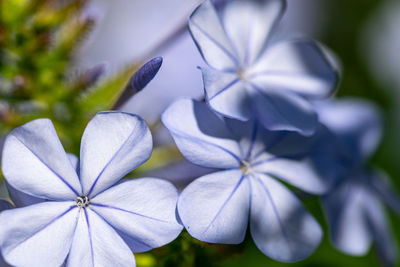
[{"xmin": 0, "ymin": 0, "xmax": 398, "ymax": 266}]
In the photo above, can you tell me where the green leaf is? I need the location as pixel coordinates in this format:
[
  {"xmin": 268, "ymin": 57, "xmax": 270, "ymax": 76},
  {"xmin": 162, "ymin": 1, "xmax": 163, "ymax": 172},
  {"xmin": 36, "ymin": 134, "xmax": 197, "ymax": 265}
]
[{"xmin": 77, "ymin": 63, "xmax": 139, "ymax": 116}]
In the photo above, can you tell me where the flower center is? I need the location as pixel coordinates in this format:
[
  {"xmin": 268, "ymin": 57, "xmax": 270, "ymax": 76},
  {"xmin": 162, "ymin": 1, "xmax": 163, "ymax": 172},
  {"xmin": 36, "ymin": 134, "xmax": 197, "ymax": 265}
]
[
  {"xmin": 240, "ymin": 160, "xmax": 251, "ymax": 174},
  {"xmin": 237, "ymin": 70, "xmax": 248, "ymax": 81},
  {"xmin": 76, "ymin": 196, "xmax": 90, "ymax": 208}
]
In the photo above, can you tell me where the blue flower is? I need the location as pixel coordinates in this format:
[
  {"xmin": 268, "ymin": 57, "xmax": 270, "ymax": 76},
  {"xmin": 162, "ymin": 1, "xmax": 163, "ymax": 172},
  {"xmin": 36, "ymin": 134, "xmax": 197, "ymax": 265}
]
[
  {"xmin": 162, "ymin": 98, "xmax": 330, "ymax": 262},
  {"xmin": 317, "ymin": 99, "xmax": 399, "ymax": 265},
  {"xmin": 189, "ymin": 0, "xmax": 338, "ymax": 136},
  {"xmin": 0, "ymin": 112, "xmax": 182, "ymax": 267},
  {"xmin": 0, "ymin": 200, "xmax": 12, "ymax": 267}
]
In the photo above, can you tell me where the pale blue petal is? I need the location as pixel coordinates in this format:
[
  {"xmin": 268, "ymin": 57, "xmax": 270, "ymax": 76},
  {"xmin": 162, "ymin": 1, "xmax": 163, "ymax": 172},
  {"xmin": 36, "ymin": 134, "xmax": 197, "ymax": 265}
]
[
  {"xmin": 80, "ymin": 112, "xmax": 152, "ymax": 197},
  {"xmin": 0, "ymin": 199, "xmax": 13, "ymax": 211},
  {"xmin": 162, "ymin": 99, "xmax": 241, "ymax": 168},
  {"xmin": 90, "ymin": 178, "xmax": 182, "ymax": 253},
  {"xmin": 265, "ymin": 128, "xmax": 318, "ymax": 157},
  {"xmin": 369, "ymin": 169, "xmax": 400, "ymax": 214},
  {"xmin": 250, "ymin": 174, "xmax": 322, "ymax": 262},
  {"xmin": 0, "ymin": 251, "xmax": 10, "ymax": 267},
  {"xmin": 322, "ymin": 181, "xmax": 372, "ymax": 256},
  {"xmin": 316, "ymin": 98, "xmax": 382, "ymax": 160},
  {"xmin": 6, "ymin": 182, "xmax": 44, "ymax": 208},
  {"xmin": 1, "ymin": 119, "xmax": 81, "ymax": 200},
  {"xmin": 178, "ymin": 169, "xmax": 250, "ymax": 244},
  {"xmin": 67, "ymin": 153, "xmax": 79, "ymax": 174},
  {"xmin": 0, "ymin": 199, "xmax": 14, "ymax": 267},
  {"xmin": 249, "ymin": 39, "xmax": 338, "ymax": 98},
  {"xmin": 364, "ymin": 191, "xmax": 398, "ymax": 266},
  {"xmin": 189, "ymin": 0, "xmax": 238, "ymax": 70},
  {"xmin": 252, "ymin": 157, "xmax": 330, "ymax": 194},
  {"xmin": 225, "ymin": 119, "xmax": 315, "ymax": 160},
  {"xmin": 7, "ymin": 154, "xmax": 79, "ymax": 208},
  {"xmin": 67, "ymin": 209, "xmax": 135, "ymax": 267},
  {"xmin": 325, "ymin": 178, "xmax": 398, "ymax": 263},
  {"xmin": 202, "ymin": 67, "xmax": 252, "ymax": 121},
  {"xmin": 0, "ymin": 201, "xmax": 78, "ymax": 267},
  {"xmin": 302, "ymin": 125, "xmax": 351, "ymax": 182},
  {"xmin": 222, "ymin": 0, "xmax": 286, "ymax": 65},
  {"xmin": 249, "ymin": 86, "xmax": 318, "ymax": 135},
  {"xmin": 225, "ymin": 119, "xmax": 267, "ymax": 161}
]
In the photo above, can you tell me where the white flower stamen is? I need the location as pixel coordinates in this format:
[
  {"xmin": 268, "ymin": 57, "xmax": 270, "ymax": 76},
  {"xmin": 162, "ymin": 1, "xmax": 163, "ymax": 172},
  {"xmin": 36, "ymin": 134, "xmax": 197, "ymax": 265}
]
[
  {"xmin": 76, "ymin": 196, "xmax": 90, "ymax": 208},
  {"xmin": 240, "ymin": 160, "xmax": 251, "ymax": 174}
]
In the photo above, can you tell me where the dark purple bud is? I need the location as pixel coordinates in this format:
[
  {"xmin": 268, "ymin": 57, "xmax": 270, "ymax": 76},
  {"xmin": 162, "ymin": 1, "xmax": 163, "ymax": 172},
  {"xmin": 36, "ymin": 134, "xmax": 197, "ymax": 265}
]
[
  {"xmin": 112, "ymin": 57, "xmax": 163, "ymax": 110},
  {"xmin": 130, "ymin": 57, "xmax": 163, "ymax": 92}
]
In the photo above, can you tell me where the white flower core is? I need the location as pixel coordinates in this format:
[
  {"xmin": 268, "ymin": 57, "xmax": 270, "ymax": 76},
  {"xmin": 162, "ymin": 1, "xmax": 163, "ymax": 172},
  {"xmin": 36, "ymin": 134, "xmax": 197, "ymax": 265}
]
[
  {"xmin": 240, "ymin": 160, "xmax": 252, "ymax": 174},
  {"xmin": 76, "ymin": 196, "xmax": 90, "ymax": 208}
]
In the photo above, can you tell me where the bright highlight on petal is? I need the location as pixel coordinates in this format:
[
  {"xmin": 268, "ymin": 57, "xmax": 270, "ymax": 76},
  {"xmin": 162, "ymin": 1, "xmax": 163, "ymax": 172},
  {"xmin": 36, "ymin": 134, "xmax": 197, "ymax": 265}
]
[
  {"xmin": 80, "ymin": 111, "xmax": 152, "ymax": 197},
  {"xmin": 2, "ymin": 119, "xmax": 82, "ymax": 200},
  {"xmin": 250, "ymin": 174, "xmax": 322, "ymax": 262}
]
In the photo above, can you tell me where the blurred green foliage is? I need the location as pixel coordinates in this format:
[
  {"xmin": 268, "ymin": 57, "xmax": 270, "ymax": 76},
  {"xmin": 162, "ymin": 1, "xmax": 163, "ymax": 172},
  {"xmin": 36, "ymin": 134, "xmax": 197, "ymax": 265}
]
[{"xmin": 0, "ymin": 0, "xmax": 138, "ymax": 154}]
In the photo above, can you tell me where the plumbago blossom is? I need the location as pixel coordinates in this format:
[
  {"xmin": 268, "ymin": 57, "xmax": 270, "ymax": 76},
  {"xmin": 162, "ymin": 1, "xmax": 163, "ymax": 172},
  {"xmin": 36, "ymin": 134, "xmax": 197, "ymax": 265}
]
[
  {"xmin": 0, "ymin": 200, "xmax": 12, "ymax": 267},
  {"xmin": 317, "ymin": 99, "xmax": 400, "ymax": 265},
  {"xmin": 0, "ymin": 112, "xmax": 182, "ymax": 266},
  {"xmin": 189, "ymin": 0, "xmax": 338, "ymax": 136},
  {"xmin": 162, "ymin": 98, "xmax": 331, "ymax": 262}
]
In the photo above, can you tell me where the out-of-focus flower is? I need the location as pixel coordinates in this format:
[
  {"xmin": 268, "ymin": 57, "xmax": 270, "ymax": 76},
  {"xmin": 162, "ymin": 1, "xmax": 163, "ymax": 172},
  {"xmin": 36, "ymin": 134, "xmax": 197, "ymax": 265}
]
[
  {"xmin": 189, "ymin": 0, "xmax": 338, "ymax": 135},
  {"xmin": 317, "ymin": 99, "xmax": 399, "ymax": 266},
  {"xmin": 162, "ymin": 99, "xmax": 329, "ymax": 262},
  {"xmin": 0, "ymin": 112, "xmax": 182, "ymax": 266}
]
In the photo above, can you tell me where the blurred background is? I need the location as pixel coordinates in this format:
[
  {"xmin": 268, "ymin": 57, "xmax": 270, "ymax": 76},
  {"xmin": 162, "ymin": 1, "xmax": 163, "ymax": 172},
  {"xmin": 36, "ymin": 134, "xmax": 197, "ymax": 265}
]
[{"xmin": 0, "ymin": 0, "xmax": 399, "ymax": 266}]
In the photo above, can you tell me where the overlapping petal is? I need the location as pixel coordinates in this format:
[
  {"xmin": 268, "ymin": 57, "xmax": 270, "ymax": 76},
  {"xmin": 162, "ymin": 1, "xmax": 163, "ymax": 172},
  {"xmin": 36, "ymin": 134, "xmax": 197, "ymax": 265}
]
[
  {"xmin": 67, "ymin": 210, "xmax": 135, "ymax": 266},
  {"xmin": 162, "ymin": 99, "xmax": 241, "ymax": 168},
  {"xmin": 364, "ymin": 192, "xmax": 398, "ymax": 266},
  {"xmin": 222, "ymin": 0, "xmax": 286, "ymax": 65},
  {"xmin": 6, "ymin": 153, "xmax": 79, "ymax": 208},
  {"xmin": 178, "ymin": 169, "xmax": 250, "ymax": 244},
  {"xmin": 249, "ymin": 87, "xmax": 318, "ymax": 135},
  {"xmin": 0, "ymin": 199, "xmax": 13, "ymax": 211},
  {"xmin": 6, "ymin": 183, "xmax": 44, "ymax": 208},
  {"xmin": 67, "ymin": 153, "xmax": 79, "ymax": 173},
  {"xmin": 369, "ymin": 169, "xmax": 400, "ymax": 214},
  {"xmin": 90, "ymin": 178, "xmax": 182, "ymax": 253},
  {"xmin": 252, "ymin": 157, "xmax": 330, "ymax": 194},
  {"xmin": 249, "ymin": 174, "xmax": 322, "ymax": 262},
  {"xmin": 322, "ymin": 181, "xmax": 372, "ymax": 255},
  {"xmin": 202, "ymin": 68, "xmax": 252, "ymax": 121},
  {"xmin": 249, "ymin": 39, "xmax": 338, "ymax": 98},
  {"xmin": 189, "ymin": 0, "xmax": 238, "ymax": 70},
  {"xmin": 225, "ymin": 119, "xmax": 315, "ymax": 159},
  {"xmin": 316, "ymin": 98, "xmax": 382, "ymax": 160},
  {"xmin": 0, "ymin": 200, "xmax": 12, "ymax": 267},
  {"xmin": 80, "ymin": 112, "xmax": 152, "ymax": 197},
  {"xmin": 0, "ymin": 202, "xmax": 78, "ymax": 267},
  {"xmin": 324, "ymin": 178, "xmax": 398, "ymax": 263},
  {"xmin": 1, "ymin": 119, "xmax": 81, "ymax": 200}
]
